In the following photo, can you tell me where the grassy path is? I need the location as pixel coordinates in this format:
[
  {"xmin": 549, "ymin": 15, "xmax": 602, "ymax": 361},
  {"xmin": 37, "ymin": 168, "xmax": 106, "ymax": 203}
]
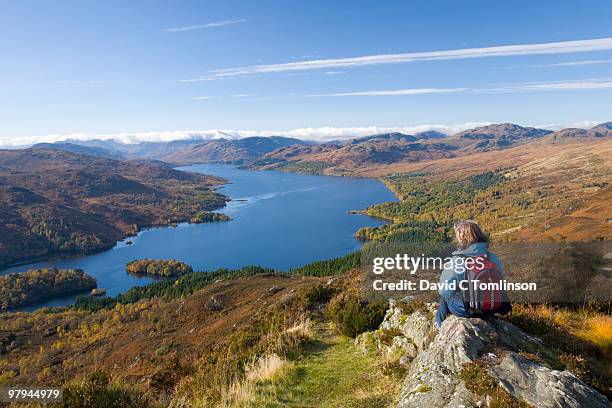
[{"xmin": 248, "ymin": 321, "xmax": 400, "ymax": 408}]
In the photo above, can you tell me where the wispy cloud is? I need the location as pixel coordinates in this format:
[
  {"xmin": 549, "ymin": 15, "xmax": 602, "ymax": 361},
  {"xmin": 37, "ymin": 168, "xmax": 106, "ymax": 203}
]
[
  {"xmin": 534, "ymin": 59, "xmax": 612, "ymax": 68},
  {"xmin": 537, "ymin": 120, "xmax": 602, "ymax": 131},
  {"xmin": 0, "ymin": 124, "xmax": 487, "ymax": 147},
  {"xmin": 193, "ymin": 94, "xmax": 254, "ymax": 100},
  {"xmin": 324, "ymin": 71, "xmax": 346, "ymax": 75},
  {"xmin": 319, "ymin": 79, "xmax": 612, "ymax": 97},
  {"xmin": 512, "ymin": 79, "xmax": 612, "ymax": 91},
  {"xmin": 185, "ymin": 37, "xmax": 612, "ymax": 80},
  {"xmin": 163, "ymin": 19, "xmax": 246, "ymax": 32},
  {"xmin": 328, "ymin": 88, "xmax": 467, "ymax": 97}
]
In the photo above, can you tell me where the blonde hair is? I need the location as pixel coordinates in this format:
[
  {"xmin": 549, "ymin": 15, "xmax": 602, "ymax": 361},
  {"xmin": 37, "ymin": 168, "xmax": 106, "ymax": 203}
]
[{"xmin": 453, "ymin": 220, "xmax": 488, "ymax": 249}]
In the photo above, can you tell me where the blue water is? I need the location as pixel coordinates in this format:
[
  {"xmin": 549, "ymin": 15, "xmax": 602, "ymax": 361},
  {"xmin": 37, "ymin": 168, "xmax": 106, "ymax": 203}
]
[{"xmin": 3, "ymin": 165, "xmax": 396, "ymax": 310}]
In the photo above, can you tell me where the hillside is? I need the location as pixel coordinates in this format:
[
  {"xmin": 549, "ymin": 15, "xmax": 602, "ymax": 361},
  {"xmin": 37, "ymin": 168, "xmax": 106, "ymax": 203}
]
[
  {"xmin": 1, "ymin": 261, "xmax": 609, "ymax": 407},
  {"xmin": 452, "ymin": 122, "xmax": 552, "ymax": 148},
  {"xmin": 356, "ymin": 138, "xmax": 612, "ymax": 243},
  {"xmin": 0, "ymin": 268, "xmax": 329, "ymax": 404},
  {"xmin": 247, "ymin": 122, "xmax": 610, "ymax": 176},
  {"xmin": 31, "ymin": 142, "xmax": 123, "ymax": 159},
  {"xmin": 0, "ymin": 148, "xmax": 227, "ymax": 269}
]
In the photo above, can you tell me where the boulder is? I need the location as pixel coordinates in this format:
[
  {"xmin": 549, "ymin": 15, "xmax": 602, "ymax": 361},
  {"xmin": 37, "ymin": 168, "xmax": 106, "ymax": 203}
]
[{"xmin": 490, "ymin": 353, "xmax": 610, "ymax": 408}]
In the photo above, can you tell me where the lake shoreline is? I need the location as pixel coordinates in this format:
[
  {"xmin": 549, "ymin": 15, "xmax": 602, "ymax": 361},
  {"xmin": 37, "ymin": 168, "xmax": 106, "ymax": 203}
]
[{"xmin": 3, "ymin": 164, "xmax": 396, "ymax": 311}]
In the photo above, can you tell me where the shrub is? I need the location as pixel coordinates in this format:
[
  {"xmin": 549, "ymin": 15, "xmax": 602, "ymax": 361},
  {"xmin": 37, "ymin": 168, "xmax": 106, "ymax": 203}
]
[
  {"xmin": 578, "ymin": 316, "xmax": 612, "ymax": 354},
  {"xmin": 63, "ymin": 371, "xmax": 152, "ymax": 408},
  {"xmin": 326, "ymin": 293, "xmax": 387, "ymax": 338},
  {"xmin": 299, "ymin": 284, "xmax": 338, "ymax": 309},
  {"xmin": 377, "ymin": 327, "xmax": 402, "ymax": 346}
]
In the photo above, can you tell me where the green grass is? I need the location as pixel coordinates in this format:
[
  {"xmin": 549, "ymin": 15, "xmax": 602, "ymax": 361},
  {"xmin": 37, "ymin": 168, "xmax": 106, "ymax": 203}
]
[{"xmin": 244, "ymin": 322, "xmax": 399, "ymax": 407}]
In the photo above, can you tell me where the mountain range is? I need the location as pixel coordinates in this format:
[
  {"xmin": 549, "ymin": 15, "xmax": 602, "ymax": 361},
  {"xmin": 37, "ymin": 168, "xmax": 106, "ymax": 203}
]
[
  {"xmin": 31, "ymin": 122, "xmax": 611, "ymax": 175},
  {"xmin": 247, "ymin": 122, "xmax": 611, "ymax": 174}
]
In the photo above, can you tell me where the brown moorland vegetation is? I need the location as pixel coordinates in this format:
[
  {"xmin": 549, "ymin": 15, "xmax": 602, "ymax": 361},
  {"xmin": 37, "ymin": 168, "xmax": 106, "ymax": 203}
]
[{"xmin": 0, "ymin": 272, "xmax": 325, "ymax": 404}]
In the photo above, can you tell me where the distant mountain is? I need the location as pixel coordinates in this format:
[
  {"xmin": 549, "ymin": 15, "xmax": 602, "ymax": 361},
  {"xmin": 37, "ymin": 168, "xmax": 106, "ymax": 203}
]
[
  {"xmin": 414, "ymin": 130, "xmax": 448, "ymax": 139},
  {"xmin": 453, "ymin": 123, "xmax": 552, "ymax": 150},
  {"xmin": 30, "ymin": 122, "xmax": 610, "ymax": 175},
  {"xmin": 348, "ymin": 132, "xmax": 418, "ymax": 144},
  {"xmin": 587, "ymin": 121, "xmax": 612, "ymax": 138},
  {"xmin": 161, "ymin": 136, "xmax": 311, "ymax": 164},
  {"xmin": 47, "ymin": 136, "xmax": 311, "ymax": 165},
  {"xmin": 32, "ymin": 142, "xmax": 122, "ymax": 159},
  {"xmin": 547, "ymin": 122, "xmax": 612, "ymax": 141},
  {"xmin": 61, "ymin": 139, "xmax": 208, "ymax": 159},
  {"xmin": 548, "ymin": 128, "xmax": 589, "ymax": 140}
]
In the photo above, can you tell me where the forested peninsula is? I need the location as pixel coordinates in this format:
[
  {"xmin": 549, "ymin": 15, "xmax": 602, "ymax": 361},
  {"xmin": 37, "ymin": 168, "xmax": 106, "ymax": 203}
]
[{"xmin": 0, "ymin": 268, "xmax": 97, "ymax": 311}]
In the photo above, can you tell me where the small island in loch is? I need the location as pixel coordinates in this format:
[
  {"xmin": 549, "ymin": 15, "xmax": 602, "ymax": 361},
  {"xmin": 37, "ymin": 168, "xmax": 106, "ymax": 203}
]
[
  {"xmin": 189, "ymin": 211, "xmax": 231, "ymax": 223},
  {"xmin": 125, "ymin": 259, "xmax": 194, "ymax": 277},
  {"xmin": 0, "ymin": 268, "xmax": 97, "ymax": 311}
]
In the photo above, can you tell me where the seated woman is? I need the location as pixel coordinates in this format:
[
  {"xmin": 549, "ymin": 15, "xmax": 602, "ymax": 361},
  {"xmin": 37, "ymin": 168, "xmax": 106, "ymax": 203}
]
[{"xmin": 435, "ymin": 220, "xmax": 507, "ymax": 329}]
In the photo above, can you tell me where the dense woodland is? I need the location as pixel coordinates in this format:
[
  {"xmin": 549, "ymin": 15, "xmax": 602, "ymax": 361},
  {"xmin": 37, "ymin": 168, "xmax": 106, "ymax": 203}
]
[
  {"xmin": 125, "ymin": 259, "xmax": 193, "ymax": 277},
  {"xmin": 0, "ymin": 268, "xmax": 96, "ymax": 311}
]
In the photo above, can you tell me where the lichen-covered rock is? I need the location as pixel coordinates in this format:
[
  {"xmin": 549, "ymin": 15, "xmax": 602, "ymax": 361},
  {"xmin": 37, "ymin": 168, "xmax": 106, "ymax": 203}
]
[
  {"xmin": 379, "ymin": 300, "xmax": 434, "ymax": 352},
  {"xmin": 355, "ymin": 298, "xmax": 434, "ymax": 366},
  {"xmin": 490, "ymin": 353, "xmax": 610, "ymax": 408},
  {"xmin": 358, "ymin": 300, "xmax": 609, "ymax": 408}
]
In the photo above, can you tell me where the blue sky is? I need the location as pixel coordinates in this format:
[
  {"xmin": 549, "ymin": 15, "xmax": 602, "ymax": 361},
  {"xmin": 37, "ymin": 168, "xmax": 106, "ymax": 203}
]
[{"xmin": 1, "ymin": 0, "xmax": 612, "ymax": 145}]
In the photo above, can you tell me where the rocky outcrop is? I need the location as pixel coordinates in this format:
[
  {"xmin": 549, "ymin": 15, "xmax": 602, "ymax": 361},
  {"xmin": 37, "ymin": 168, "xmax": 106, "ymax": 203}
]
[
  {"xmin": 357, "ymin": 300, "xmax": 610, "ymax": 408},
  {"xmin": 355, "ymin": 299, "xmax": 434, "ymax": 366}
]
